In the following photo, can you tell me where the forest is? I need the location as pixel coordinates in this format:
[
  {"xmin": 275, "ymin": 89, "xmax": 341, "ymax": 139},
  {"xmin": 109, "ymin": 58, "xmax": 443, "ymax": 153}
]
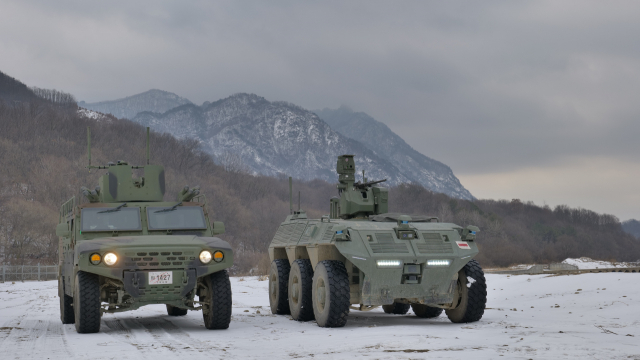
[{"xmin": 1, "ymin": 75, "xmax": 639, "ymax": 273}]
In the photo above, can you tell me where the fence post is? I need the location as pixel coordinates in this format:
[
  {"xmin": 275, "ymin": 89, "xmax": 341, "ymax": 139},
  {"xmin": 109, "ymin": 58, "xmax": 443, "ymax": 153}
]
[
  {"xmin": 22, "ymin": 265, "xmax": 24, "ymax": 283},
  {"xmin": 38, "ymin": 264, "xmax": 41, "ymax": 281},
  {"xmin": 2, "ymin": 265, "xmax": 4, "ymax": 283}
]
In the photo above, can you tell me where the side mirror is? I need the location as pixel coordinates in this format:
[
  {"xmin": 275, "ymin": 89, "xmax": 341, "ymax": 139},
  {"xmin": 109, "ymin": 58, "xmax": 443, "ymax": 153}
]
[
  {"xmin": 56, "ymin": 223, "xmax": 71, "ymax": 238},
  {"xmin": 212, "ymin": 221, "xmax": 225, "ymax": 235},
  {"xmin": 461, "ymin": 225, "xmax": 479, "ymax": 241}
]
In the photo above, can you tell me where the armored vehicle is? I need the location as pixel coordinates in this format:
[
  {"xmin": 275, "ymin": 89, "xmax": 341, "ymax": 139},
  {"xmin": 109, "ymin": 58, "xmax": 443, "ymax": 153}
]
[
  {"xmin": 268, "ymin": 155, "xmax": 486, "ymax": 327},
  {"xmin": 57, "ymin": 128, "xmax": 233, "ymax": 333}
]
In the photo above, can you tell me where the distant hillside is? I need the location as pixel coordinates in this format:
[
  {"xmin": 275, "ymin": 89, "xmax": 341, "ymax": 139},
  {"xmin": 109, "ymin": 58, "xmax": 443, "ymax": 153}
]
[
  {"xmin": 622, "ymin": 219, "xmax": 640, "ymax": 239},
  {"xmin": 79, "ymin": 89, "xmax": 192, "ymax": 119},
  {"xmin": 314, "ymin": 106, "xmax": 473, "ymax": 200},
  {"xmin": 0, "ymin": 71, "xmax": 39, "ymax": 102},
  {"xmin": 1, "ymin": 73, "xmax": 640, "ymax": 270},
  {"xmin": 133, "ymin": 93, "xmax": 414, "ymax": 186}
]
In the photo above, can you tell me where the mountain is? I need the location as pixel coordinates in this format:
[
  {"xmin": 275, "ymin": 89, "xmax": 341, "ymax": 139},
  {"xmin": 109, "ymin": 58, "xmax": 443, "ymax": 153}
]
[
  {"xmin": 622, "ymin": 219, "xmax": 640, "ymax": 239},
  {"xmin": 133, "ymin": 93, "xmax": 414, "ymax": 185},
  {"xmin": 78, "ymin": 89, "xmax": 192, "ymax": 119},
  {"xmin": 314, "ymin": 106, "xmax": 473, "ymax": 200},
  {"xmin": 0, "ymin": 70, "xmax": 40, "ymax": 103}
]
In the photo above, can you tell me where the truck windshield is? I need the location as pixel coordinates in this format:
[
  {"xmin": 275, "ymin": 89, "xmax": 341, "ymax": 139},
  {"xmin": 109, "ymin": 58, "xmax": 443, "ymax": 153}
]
[
  {"xmin": 81, "ymin": 207, "xmax": 142, "ymax": 232},
  {"xmin": 147, "ymin": 206, "xmax": 207, "ymax": 230}
]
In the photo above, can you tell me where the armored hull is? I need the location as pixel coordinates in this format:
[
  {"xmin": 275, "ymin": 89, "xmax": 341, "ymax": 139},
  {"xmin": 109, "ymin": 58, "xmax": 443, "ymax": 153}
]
[
  {"xmin": 57, "ymin": 128, "xmax": 233, "ymax": 333},
  {"xmin": 268, "ymin": 155, "xmax": 486, "ymax": 327}
]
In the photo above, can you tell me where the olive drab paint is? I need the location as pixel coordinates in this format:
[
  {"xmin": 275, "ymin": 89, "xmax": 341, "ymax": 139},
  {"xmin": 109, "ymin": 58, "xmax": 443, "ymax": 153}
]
[
  {"xmin": 268, "ymin": 155, "xmax": 486, "ymax": 327},
  {"xmin": 57, "ymin": 127, "xmax": 233, "ymax": 333}
]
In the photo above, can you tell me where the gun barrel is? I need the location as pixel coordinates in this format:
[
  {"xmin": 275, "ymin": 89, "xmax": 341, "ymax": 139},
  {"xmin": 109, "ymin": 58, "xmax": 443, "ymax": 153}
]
[{"xmin": 355, "ymin": 178, "xmax": 387, "ymax": 189}]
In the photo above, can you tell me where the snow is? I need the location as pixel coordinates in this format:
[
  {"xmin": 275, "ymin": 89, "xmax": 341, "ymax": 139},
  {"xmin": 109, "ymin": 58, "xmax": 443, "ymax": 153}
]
[
  {"xmin": 1, "ymin": 273, "xmax": 638, "ymax": 359},
  {"xmin": 562, "ymin": 257, "xmax": 639, "ymax": 269},
  {"xmin": 77, "ymin": 108, "xmax": 111, "ymax": 122}
]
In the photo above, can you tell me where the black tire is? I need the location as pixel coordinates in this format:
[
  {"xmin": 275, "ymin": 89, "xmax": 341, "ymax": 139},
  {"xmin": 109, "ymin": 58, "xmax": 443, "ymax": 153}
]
[
  {"xmin": 445, "ymin": 259, "xmax": 487, "ymax": 323},
  {"xmin": 73, "ymin": 271, "xmax": 101, "ymax": 333},
  {"xmin": 200, "ymin": 270, "xmax": 232, "ymax": 330},
  {"xmin": 59, "ymin": 278, "xmax": 75, "ymax": 324},
  {"xmin": 382, "ymin": 302, "xmax": 411, "ymax": 315},
  {"xmin": 269, "ymin": 259, "xmax": 291, "ymax": 315},
  {"xmin": 288, "ymin": 259, "xmax": 314, "ymax": 321},
  {"xmin": 411, "ymin": 304, "xmax": 443, "ymax": 318},
  {"xmin": 312, "ymin": 260, "xmax": 350, "ymax": 328},
  {"xmin": 166, "ymin": 304, "xmax": 188, "ymax": 316}
]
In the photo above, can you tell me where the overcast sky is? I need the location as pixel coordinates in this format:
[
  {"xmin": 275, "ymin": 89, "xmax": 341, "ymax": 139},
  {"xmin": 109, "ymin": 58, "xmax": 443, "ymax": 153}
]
[{"xmin": 2, "ymin": 0, "xmax": 639, "ymax": 220}]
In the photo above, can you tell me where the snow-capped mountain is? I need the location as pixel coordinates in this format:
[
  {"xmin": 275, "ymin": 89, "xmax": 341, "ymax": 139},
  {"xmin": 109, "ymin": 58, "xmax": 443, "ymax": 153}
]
[
  {"xmin": 79, "ymin": 89, "xmax": 192, "ymax": 120},
  {"xmin": 133, "ymin": 94, "xmax": 413, "ymax": 185},
  {"xmin": 314, "ymin": 106, "xmax": 473, "ymax": 200}
]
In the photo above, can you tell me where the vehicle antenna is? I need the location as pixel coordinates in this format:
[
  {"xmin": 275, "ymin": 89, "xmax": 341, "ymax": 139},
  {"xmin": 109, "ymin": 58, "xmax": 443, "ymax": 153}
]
[
  {"xmin": 289, "ymin": 176, "xmax": 293, "ymax": 215},
  {"xmin": 87, "ymin": 127, "xmax": 91, "ymax": 173},
  {"xmin": 146, "ymin": 127, "xmax": 150, "ymax": 165}
]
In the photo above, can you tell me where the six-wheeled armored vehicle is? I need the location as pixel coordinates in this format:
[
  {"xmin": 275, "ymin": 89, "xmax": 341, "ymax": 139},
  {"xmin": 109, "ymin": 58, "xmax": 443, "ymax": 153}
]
[
  {"xmin": 268, "ymin": 155, "xmax": 486, "ymax": 327},
  {"xmin": 57, "ymin": 128, "xmax": 233, "ymax": 333}
]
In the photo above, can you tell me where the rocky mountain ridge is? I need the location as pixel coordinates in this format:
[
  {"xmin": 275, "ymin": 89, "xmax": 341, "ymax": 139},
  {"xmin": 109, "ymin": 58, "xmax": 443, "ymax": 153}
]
[{"xmin": 79, "ymin": 89, "xmax": 192, "ymax": 120}]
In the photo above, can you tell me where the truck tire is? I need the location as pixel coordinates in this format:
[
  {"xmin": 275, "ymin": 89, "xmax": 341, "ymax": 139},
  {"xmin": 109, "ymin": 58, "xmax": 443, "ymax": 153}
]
[
  {"xmin": 288, "ymin": 259, "xmax": 314, "ymax": 321},
  {"xmin": 269, "ymin": 259, "xmax": 291, "ymax": 315},
  {"xmin": 445, "ymin": 259, "xmax": 487, "ymax": 323},
  {"xmin": 382, "ymin": 302, "xmax": 411, "ymax": 315},
  {"xmin": 411, "ymin": 304, "xmax": 443, "ymax": 318},
  {"xmin": 73, "ymin": 271, "xmax": 101, "ymax": 333},
  {"xmin": 200, "ymin": 270, "xmax": 232, "ymax": 330},
  {"xmin": 59, "ymin": 278, "xmax": 75, "ymax": 324},
  {"xmin": 312, "ymin": 260, "xmax": 350, "ymax": 328},
  {"xmin": 166, "ymin": 305, "xmax": 188, "ymax": 316}
]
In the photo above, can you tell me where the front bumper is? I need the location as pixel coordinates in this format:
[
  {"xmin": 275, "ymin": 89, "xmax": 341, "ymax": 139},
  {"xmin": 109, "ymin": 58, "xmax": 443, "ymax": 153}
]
[{"xmin": 75, "ymin": 235, "xmax": 233, "ymax": 300}]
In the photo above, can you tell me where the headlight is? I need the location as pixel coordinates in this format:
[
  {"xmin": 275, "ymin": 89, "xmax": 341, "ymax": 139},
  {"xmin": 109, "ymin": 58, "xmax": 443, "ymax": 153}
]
[
  {"xmin": 90, "ymin": 253, "xmax": 101, "ymax": 265},
  {"xmin": 213, "ymin": 250, "xmax": 224, "ymax": 262},
  {"xmin": 104, "ymin": 252, "xmax": 118, "ymax": 266},
  {"xmin": 199, "ymin": 250, "xmax": 212, "ymax": 264},
  {"xmin": 427, "ymin": 259, "xmax": 451, "ymax": 266},
  {"xmin": 376, "ymin": 260, "xmax": 402, "ymax": 268}
]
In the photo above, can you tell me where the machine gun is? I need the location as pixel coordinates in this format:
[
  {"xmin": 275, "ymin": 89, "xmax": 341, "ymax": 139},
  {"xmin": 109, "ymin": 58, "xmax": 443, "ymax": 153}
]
[{"xmin": 354, "ymin": 178, "xmax": 387, "ymax": 190}]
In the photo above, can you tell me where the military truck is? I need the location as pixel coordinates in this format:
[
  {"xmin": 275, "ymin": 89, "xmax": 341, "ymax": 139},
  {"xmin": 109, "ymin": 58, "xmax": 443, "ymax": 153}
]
[
  {"xmin": 57, "ymin": 128, "xmax": 233, "ymax": 333},
  {"xmin": 268, "ymin": 155, "xmax": 486, "ymax": 327}
]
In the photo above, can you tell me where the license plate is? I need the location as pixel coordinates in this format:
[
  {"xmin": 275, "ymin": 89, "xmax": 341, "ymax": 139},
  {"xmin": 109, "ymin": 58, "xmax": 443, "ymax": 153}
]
[{"xmin": 149, "ymin": 271, "xmax": 173, "ymax": 285}]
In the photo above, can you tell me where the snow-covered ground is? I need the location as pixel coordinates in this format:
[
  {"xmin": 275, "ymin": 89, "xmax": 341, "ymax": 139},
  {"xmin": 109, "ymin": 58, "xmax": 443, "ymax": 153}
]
[
  {"xmin": 562, "ymin": 257, "xmax": 639, "ymax": 269},
  {"xmin": 1, "ymin": 273, "xmax": 638, "ymax": 359}
]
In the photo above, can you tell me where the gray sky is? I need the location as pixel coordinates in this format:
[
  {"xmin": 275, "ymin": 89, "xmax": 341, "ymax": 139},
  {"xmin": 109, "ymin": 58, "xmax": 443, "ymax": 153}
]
[{"xmin": 2, "ymin": 0, "xmax": 639, "ymax": 220}]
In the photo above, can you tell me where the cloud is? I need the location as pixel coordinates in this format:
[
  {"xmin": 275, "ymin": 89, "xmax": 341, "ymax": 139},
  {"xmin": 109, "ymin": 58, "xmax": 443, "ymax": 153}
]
[{"xmin": 1, "ymin": 0, "xmax": 639, "ymax": 219}]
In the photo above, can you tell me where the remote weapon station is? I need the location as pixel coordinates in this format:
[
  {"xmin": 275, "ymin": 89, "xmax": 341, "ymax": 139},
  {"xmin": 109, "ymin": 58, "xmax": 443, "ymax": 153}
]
[
  {"xmin": 57, "ymin": 128, "xmax": 232, "ymax": 333},
  {"xmin": 268, "ymin": 155, "xmax": 486, "ymax": 327}
]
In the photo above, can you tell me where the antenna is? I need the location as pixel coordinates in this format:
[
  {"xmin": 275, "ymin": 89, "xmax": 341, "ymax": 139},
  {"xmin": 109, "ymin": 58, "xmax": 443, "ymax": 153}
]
[
  {"xmin": 298, "ymin": 191, "xmax": 300, "ymax": 211},
  {"xmin": 362, "ymin": 169, "xmax": 365, "ymax": 183},
  {"xmin": 146, "ymin": 127, "xmax": 150, "ymax": 165},
  {"xmin": 289, "ymin": 177, "xmax": 293, "ymax": 215},
  {"xmin": 87, "ymin": 127, "xmax": 92, "ymax": 172}
]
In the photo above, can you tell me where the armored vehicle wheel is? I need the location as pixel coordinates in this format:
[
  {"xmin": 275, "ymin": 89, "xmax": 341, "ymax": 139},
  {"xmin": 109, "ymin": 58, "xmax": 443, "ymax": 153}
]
[
  {"xmin": 73, "ymin": 271, "xmax": 101, "ymax": 333},
  {"xmin": 312, "ymin": 260, "xmax": 350, "ymax": 328},
  {"xmin": 445, "ymin": 259, "xmax": 487, "ymax": 323},
  {"xmin": 59, "ymin": 278, "xmax": 75, "ymax": 324},
  {"xmin": 382, "ymin": 302, "xmax": 411, "ymax": 315},
  {"xmin": 166, "ymin": 305, "xmax": 188, "ymax": 316},
  {"xmin": 411, "ymin": 304, "xmax": 443, "ymax": 318},
  {"xmin": 288, "ymin": 259, "xmax": 314, "ymax": 321},
  {"xmin": 269, "ymin": 259, "xmax": 291, "ymax": 315},
  {"xmin": 200, "ymin": 270, "xmax": 232, "ymax": 330}
]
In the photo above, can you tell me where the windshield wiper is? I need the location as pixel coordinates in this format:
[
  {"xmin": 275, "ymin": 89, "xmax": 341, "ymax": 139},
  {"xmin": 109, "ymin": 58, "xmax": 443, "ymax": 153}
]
[
  {"xmin": 97, "ymin": 203, "xmax": 127, "ymax": 214},
  {"xmin": 154, "ymin": 201, "xmax": 183, "ymax": 213}
]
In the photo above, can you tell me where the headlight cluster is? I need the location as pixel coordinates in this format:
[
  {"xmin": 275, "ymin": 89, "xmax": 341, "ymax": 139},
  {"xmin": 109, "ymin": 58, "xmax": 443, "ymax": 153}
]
[
  {"xmin": 376, "ymin": 260, "xmax": 402, "ymax": 268},
  {"xmin": 91, "ymin": 252, "xmax": 118, "ymax": 266},
  {"xmin": 427, "ymin": 259, "xmax": 451, "ymax": 266},
  {"xmin": 199, "ymin": 250, "xmax": 224, "ymax": 264}
]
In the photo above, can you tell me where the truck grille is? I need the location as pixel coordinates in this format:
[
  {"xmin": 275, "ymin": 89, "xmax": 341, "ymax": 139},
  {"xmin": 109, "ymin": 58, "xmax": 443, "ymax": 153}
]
[
  {"xmin": 370, "ymin": 233, "xmax": 409, "ymax": 254},
  {"xmin": 123, "ymin": 251, "xmax": 195, "ymax": 269}
]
